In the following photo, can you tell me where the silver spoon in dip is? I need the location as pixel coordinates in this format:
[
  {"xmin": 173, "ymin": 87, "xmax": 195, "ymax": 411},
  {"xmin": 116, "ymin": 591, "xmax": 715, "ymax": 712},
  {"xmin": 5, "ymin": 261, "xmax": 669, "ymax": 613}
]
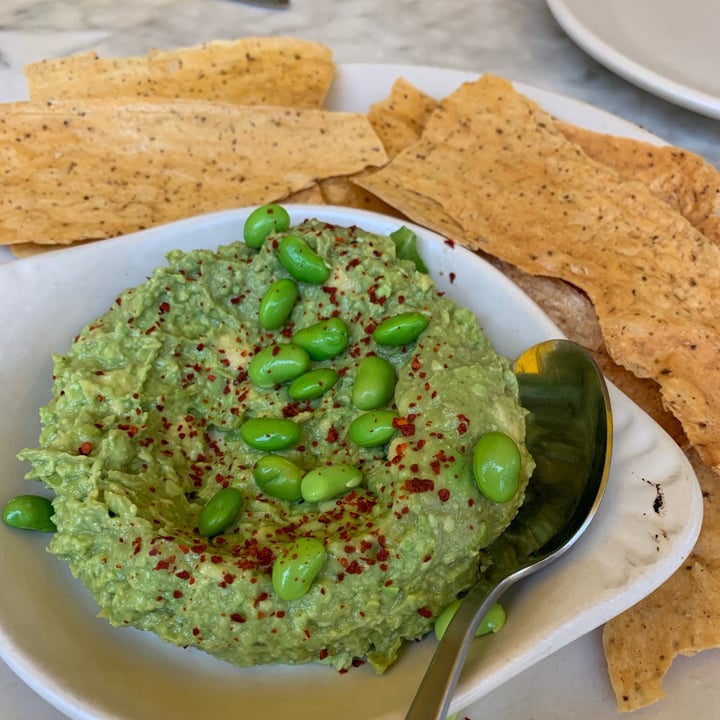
[{"xmin": 405, "ymin": 338, "xmax": 613, "ymax": 720}]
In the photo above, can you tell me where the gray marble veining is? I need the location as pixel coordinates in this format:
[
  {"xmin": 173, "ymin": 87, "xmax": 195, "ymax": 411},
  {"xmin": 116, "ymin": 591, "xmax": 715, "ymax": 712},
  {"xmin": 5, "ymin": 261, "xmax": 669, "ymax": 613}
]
[{"xmin": 0, "ymin": 0, "xmax": 718, "ymax": 167}]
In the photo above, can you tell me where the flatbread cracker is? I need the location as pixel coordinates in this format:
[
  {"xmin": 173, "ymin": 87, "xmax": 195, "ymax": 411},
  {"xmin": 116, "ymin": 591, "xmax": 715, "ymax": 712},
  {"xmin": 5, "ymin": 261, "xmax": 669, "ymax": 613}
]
[
  {"xmin": 0, "ymin": 98, "xmax": 387, "ymax": 245},
  {"xmin": 24, "ymin": 38, "xmax": 335, "ymax": 109},
  {"xmin": 556, "ymin": 121, "xmax": 720, "ymax": 227},
  {"xmin": 356, "ymin": 74, "xmax": 720, "ymax": 474},
  {"xmin": 314, "ymin": 78, "xmax": 441, "ymax": 216},
  {"xmin": 367, "ymin": 77, "xmax": 440, "ymax": 157}
]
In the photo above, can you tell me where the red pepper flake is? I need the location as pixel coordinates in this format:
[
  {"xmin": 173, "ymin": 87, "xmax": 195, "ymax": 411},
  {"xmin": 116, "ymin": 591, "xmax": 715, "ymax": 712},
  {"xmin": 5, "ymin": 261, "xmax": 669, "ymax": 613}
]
[
  {"xmin": 223, "ymin": 572, "xmax": 236, "ymax": 585},
  {"xmin": 253, "ymin": 592, "xmax": 269, "ymax": 608},
  {"xmin": 444, "ymin": 238, "xmax": 456, "ymax": 248},
  {"xmin": 345, "ymin": 560, "xmax": 363, "ymax": 575},
  {"xmin": 392, "ymin": 416, "xmax": 416, "ymax": 437},
  {"xmin": 159, "ymin": 301, "xmax": 171, "ymax": 314},
  {"xmin": 282, "ymin": 401, "xmax": 311, "ymax": 418},
  {"xmin": 172, "ymin": 590, "xmax": 183, "ymax": 599},
  {"xmin": 78, "ymin": 441, "xmax": 93, "ymax": 456},
  {"xmin": 230, "ymin": 613, "xmax": 246, "ymax": 624},
  {"xmin": 176, "ymin": 570, "xmax": 191, "ymax": 581},
  {"xmin": 417, "ymin": 606, "xmax": 433, "ymax": 618},
  {"xmin": 325, "ymin": 426, "xmax": 339, "ymax": 443},
  {"xmin": 456, "ymin": 414, "xmax": 470, "ymax": 435},
  {"xmin": 319, "ymin": 648, "xmax": 329, "ymax": 660},
  {"xmin": 192, "ymin": 627, "xmax": 201, "ymax": 636},
  {"xmin": 376, "ymin": 548, "xmax": 390, "ymax": 562},
  {"xmin": 411, "ymin": 356, "xmax": 421, "ymax": 371},
  {"xmin": 117, "ymin": 423, "xmax": 139, "ymax": 438},
  {"xmin": 438, "ymin": 488, "xmax": 451, "ymax": 502},
  {"xmin": 367, "ymin": 285, "xmax": 387, "ymax": 306},
  {"xmin": 403, "ymin": 478, "xmax": 435, "ymax": 493},
  {"xmin": 345, "ymin": 258, "xmax": 361, "ymax": 271},
  {"xmin": 230, "ymin": 296, "xmax": 242, "ymax": 305}
]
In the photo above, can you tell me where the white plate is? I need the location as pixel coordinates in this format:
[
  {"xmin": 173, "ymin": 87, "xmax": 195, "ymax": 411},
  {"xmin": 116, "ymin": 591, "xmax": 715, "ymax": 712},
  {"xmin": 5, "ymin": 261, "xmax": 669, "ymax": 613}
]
[
  {"xmin": 0, "ymin": 66, "xmax": 703, "ymax": 720},
  {"xmin": 547, "ymin": 0, "xmax": 720, "ymax": 119}
]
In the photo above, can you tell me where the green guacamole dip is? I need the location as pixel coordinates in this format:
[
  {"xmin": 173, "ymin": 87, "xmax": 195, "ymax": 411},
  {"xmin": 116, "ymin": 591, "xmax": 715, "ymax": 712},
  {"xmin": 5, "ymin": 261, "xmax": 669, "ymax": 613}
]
[{"xmin": 20, "ymin": 217, "xmax": 533, "ymax": 673}]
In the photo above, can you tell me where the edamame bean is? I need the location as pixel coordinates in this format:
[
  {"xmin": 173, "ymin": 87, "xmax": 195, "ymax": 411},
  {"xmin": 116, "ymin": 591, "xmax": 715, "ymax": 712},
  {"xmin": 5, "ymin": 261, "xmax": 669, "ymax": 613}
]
[
  {"xmin": 253, "ymin": 455, "xmax": 304, "ymax": 502},
  {"xmin": 2, "ymin": 494, "xmax": 56, "ymax": 533},
  {"xmin": 372, "ymin": 311, "xmax": 429, "ymax": 346},
  {"xmin": 288, "ymin": 368, "xmax": 340, "ymax": 401},
  {"xmin": 258, "ymin": 278, "xmax": 299, "ymax": 330},
  {"xmin": 272, "ymin": 536, "xmax": 326, "ymax": 601},
  {"xmin": 277, "ymin": 235, "xmax": 330, "ymax": 284},
  {"xmin": 248, "ymin": 343, "xmax": 311, "ymax": 388},
  {"xmin": 243, "ymin": 203, "xmax": 291, "ymax": 249},
  {"xmin": 198, "ymin": 487, "xmax": 243, "ymax": 537},
  {"xmin": 472, "ymin": 431, "xmax": 521, "ymax": 503},
  {"xmin": 240, "ymin": 418, "xmax": 301, "ymax": 451},
  {"xmin": 434, "ymin": 599, "xmax": 506, "ymax": 640},
  {"xmin": 351, "ymin": 356, "xmax": 396, "ymax": 410},
  {"xmin": 475, "ymin": 602, "xmax": 506, "ymax": 636},
  {"xmin": 348, "ymin": 410, "xmax": 398, "ymax": 447},
  {"xmin": 292, "ymin": 317, "xmax": 349, "ymax": 360},
  {"xmin": 300, "ymin": 464, "xmax": 363, "ymax": 503}
]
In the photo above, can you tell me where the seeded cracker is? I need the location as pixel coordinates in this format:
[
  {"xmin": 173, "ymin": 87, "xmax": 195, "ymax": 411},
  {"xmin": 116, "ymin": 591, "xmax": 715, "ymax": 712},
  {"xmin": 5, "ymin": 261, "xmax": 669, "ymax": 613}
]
[
  {"xmin": 0, "ymin": 98, "xmax": 387, "ymax": 245},
  {"xmin": 555, "ymin": 122, "xmax": 720, "ymax": 227},
  {"xmin": 356, "ymin": 74, "xmax": 720, "ymax": 475},
  {"xmin": 24, "ymin": 37, "xmax": 335, "ymax": 109}
]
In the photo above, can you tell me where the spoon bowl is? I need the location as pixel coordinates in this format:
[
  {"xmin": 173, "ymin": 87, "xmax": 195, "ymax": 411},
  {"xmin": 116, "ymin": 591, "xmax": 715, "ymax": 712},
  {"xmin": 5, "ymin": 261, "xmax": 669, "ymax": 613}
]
[{"xmin": 405, "ymin": 339, "xmax": 613, "ymax": 720}]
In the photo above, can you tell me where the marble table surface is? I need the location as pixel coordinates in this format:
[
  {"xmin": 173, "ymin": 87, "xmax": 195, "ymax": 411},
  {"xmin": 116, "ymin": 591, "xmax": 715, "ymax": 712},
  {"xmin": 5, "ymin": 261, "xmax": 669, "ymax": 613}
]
[{"xmin": 1, "ymin": 1, "xmax": 720, "ymax": 719}]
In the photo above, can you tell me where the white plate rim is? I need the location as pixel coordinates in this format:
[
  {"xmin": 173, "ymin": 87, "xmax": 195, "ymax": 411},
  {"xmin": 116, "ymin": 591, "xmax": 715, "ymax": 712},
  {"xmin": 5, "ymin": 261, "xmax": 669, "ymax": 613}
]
[
  {"xmin": 546, "ymin": 0, "xmax": 720, "ymax": 119},
  {"xmin": 0, "ymin": 64, "xmax": 704, "ymax": 720}
]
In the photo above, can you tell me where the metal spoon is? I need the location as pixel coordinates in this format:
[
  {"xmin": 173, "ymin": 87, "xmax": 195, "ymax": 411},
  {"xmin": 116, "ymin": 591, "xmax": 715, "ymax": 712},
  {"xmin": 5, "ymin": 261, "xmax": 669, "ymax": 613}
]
[{"xmin": 405, "ymin": 339, "xmax": 613, "ymax": 720}]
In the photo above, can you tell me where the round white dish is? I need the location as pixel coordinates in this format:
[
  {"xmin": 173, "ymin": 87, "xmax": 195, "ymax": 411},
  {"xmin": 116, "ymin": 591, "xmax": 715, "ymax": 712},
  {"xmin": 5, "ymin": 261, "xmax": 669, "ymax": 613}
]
[
  {"xmin": 0, "ymin": 65, "xmax": 703, "ymax": 720},
  {"xmin": 546, "ymin": 0, "xmax": 720, "ymax": 119}
]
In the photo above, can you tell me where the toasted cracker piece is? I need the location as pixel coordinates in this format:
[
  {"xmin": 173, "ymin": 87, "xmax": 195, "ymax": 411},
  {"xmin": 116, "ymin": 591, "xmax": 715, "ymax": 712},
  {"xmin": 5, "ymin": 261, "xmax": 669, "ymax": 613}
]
[
  {"xmin": 314, "ymin": 78, "xmax": 442, "ymax": 216},
  {"xmin": 283, "ymin": 184, "xmax": 327, "ymax": 205},
  {"xmin": 556, "ymin": 122, "xmax": 720, "ymax": 228},
  {"xmin": 367, "ymin": 77, "xmax": 440, "ymax": 157},
  {"xmin": 602, "ymin": 448, "xmax": 720, "ymax": 711},
  {"xmin": 357, "ymin": 74, "xmax": 720, "ymax": 473},
  {"xmin": 0, "ymin": 98, "xmax": 387, "ymax": 245},
  {"xmin": 24, "ymin": 38, "xmax": 335, "ymax": 109}
]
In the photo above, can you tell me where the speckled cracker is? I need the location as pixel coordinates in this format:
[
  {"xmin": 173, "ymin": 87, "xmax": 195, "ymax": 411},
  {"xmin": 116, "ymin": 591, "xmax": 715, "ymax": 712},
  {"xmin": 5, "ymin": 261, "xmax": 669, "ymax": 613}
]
[
  {"xmin": 315, "ymin": 78, "xmax": 440, "ymax": 215},
  {"xmin": 24, "ymin": 37, "xmax": 335, "ymax": 109},
  {"xmin": 556, "ymin": 122, "xmax": 720, "ymax": 228},
  {"xmin": 0, "ymin": 98, "xmax": 387, "ymax": 245},
  {"xmin": 367, "ymin": 77, "xmax": 440, "ymax": 158},
  {"xmin": 357, "ymin": 74, "xmax": 720, "ymax": 474}
]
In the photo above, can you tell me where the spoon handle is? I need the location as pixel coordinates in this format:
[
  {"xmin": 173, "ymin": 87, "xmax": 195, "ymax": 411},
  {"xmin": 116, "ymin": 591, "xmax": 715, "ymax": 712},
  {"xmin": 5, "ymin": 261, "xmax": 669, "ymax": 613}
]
[{"xmin": 404, "ymin": 578, "xmax": 511, "ymax": 720}]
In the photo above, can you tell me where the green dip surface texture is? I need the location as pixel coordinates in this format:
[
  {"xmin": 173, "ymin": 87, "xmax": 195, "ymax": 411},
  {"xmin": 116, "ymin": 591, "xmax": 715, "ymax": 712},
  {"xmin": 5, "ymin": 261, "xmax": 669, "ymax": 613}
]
[{"xmin": 19, "ymin": 216, "xmax": 534, "ymax": 673}]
